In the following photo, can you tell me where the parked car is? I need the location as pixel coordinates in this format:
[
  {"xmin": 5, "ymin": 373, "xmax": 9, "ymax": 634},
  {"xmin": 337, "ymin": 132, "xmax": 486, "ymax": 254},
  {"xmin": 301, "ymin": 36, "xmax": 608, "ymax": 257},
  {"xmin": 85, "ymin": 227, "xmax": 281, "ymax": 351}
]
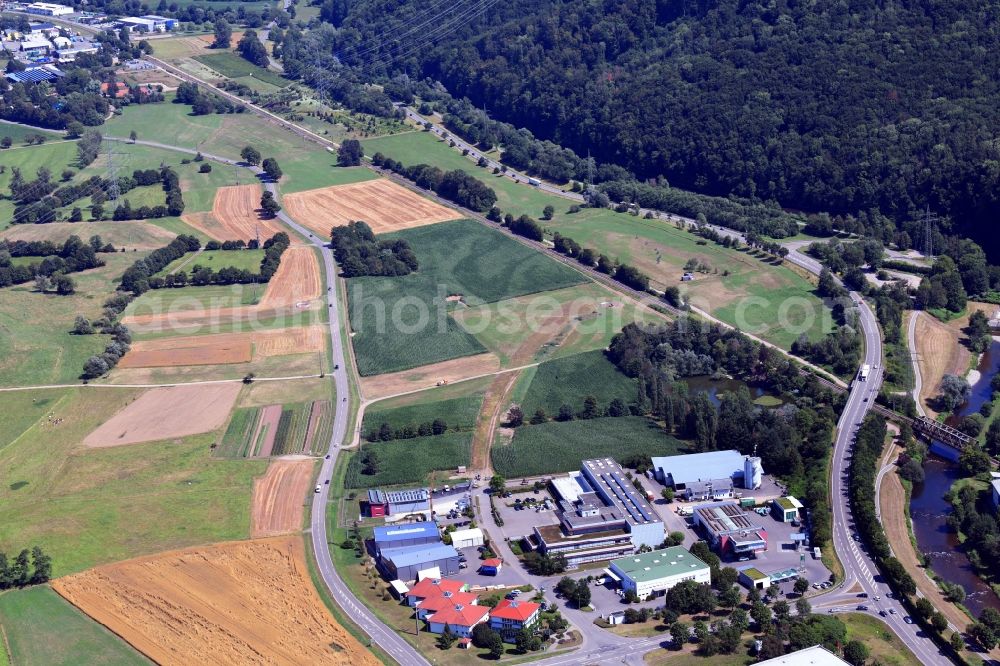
[
  {"xmin": 889, "ymin": 608, "xmax": 897, "ymax": 615},
  {"xmin": 903, "ymin": 616, "xmax": 913, "ymax": 624}
]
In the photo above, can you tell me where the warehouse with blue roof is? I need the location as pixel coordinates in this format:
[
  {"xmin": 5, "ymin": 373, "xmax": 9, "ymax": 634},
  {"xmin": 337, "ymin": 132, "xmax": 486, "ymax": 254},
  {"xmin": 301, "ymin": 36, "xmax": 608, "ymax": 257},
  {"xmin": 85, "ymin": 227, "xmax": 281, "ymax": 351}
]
[
  {"xmin": 372, "ymin": 521, "xmax": 440, "ymax": 556},
  {"xmin": 380, "ymin": 543, "xmax": 460, "ymax": 580}
]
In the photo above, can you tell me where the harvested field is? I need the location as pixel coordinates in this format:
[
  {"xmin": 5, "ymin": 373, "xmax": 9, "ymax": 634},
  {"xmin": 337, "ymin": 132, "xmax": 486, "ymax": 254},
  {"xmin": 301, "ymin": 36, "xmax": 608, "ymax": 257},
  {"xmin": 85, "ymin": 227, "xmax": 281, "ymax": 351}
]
[
  {"xmin": 0, "ymin": 220, "xmax": 176, "ymax": 250},
  {"xmin": 258, "ymin": 245, "xmax": 322, "ymax": 309},
  {"xmin": 283, "ymin": 178, "xmax": 459, "ymax": 236},
  {"xmin": 118, "ymin": 325, "xmax": 326, "ymax": 368},
  {"xmin": 913, "ymin": 311, "xmax": 967, "ymax": 415},
  {"xmin": 253, "ymin": 405, "xmax": 283, "ymax": 457},
  {"xmin": 52, "ymin": 537, "xmax": 380, "ymax": 666},
  {"xmin": 360, "ymin": 353, "xmax": 501, "ymax": 400},
  {"xmin": 250, "ymin": 459, "xmax": 314, "ymax": 537},
  {"xmin": 181, "ymin": 184, "xmax": 284, "ymax": 242},
  {"xmin": 82, "ymin": 383, "xmax": 241, "ymax": 448}
]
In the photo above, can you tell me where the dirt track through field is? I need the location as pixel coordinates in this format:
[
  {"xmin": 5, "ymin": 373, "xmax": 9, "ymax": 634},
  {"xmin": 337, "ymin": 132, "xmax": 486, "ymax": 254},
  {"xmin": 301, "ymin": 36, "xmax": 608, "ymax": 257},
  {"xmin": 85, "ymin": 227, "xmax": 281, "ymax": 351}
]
[
  {"xmin": 359, "ymin": 353, "xmax": 501, "ymax": 400},
  {"xmin": 53, "ymin": 537, "xmax": 379, "ymax": 666},
  {"xmin": 82, "ymin": 383, "xmax": 241, "ymax": 447},
  {"xmin": 471, "ymin": 370, "xmax": 520, "ymax": 471},
  {"xmin": 251, "ymin": 459, "xmax": 314, "ymax": 537},
  {"xmin": 118, "ymin": 326, "xmax": 326, "ymax": 368},
  {"xmin": 283, "ymin": 178, "xmax": 459, "ymax": 236},
  {"xmin": 182, "ymin": 184, "xmax": 285, "ymax": 242},
  {"xmin": 913, "ymin": 312, "xmax": 967, "ymax": 416}
]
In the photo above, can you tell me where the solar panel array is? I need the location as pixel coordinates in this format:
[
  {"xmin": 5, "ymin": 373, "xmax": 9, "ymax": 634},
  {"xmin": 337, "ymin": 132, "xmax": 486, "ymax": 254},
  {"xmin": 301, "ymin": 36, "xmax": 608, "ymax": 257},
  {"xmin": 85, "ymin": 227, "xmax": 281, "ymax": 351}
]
[
  {"xmin": 7, "ymin": 67, "xmax": 60, "ymax": 83},
  {"xmin": 582, "ymin": 458, "xmax": 657, "ymax": 525}
]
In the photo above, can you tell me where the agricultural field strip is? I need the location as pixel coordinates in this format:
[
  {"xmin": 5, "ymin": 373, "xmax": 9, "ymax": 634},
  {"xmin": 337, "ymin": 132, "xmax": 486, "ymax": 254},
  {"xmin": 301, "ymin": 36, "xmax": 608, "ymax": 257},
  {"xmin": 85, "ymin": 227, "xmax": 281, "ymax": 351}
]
[{"xmin": 0, "ymin": 374, "xmax": 328, "ymax": 392}]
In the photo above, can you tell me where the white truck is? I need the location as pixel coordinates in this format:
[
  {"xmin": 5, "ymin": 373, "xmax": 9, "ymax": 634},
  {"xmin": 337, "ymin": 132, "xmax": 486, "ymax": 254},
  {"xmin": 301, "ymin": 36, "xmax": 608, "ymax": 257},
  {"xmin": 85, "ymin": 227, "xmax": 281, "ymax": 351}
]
[
  {"xmin": 527, "ymin": 177, "xmax": 541, "ymax": 186},
  {"xmin": 858, "ymin": 364, "xmax": 871, "ymax": 381}
]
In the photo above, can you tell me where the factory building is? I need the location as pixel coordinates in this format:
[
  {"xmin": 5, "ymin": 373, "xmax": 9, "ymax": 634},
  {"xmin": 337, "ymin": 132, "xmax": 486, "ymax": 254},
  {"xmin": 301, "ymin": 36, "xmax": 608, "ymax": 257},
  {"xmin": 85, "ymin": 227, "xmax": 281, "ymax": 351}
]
[
  {"xmin": 364, "ymin": 488, "xmax": 431, "ymax": 517},
  {"xmin": 372, "ymin": 521, "xmax": 440, "ymax": 556},
  {"xmin": 537, "ymin": 458, "xmax": 664, "ymax": 566},
  {"xmin": 607, "ymin": 546, "xmax": 711, "ymax": 599},
  {"xmin": 651, "ymin": 450, "xmax": 763, "ymax": 492},
  {"xmin": 380, "ymin": 543, "xmax": 460, "ymax": 581},
  {"xmin": 693, "ymin": 501, "xmax": 768, "ymax": 557},
  {"xmin": 757, "ymin": 645, "xmax": 850, "ymax": 666},
  {"xmin": 25, "ymin": 3, "xmax": 74, "ymax": 16}
]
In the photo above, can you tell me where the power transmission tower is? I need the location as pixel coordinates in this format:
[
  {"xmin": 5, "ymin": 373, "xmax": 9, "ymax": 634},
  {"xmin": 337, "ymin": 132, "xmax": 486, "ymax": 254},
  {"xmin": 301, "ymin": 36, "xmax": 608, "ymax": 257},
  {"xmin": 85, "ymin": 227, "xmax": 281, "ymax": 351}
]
[{"xmin": 918, "ymin": 205, "xmax": 939, "ymax": 259}]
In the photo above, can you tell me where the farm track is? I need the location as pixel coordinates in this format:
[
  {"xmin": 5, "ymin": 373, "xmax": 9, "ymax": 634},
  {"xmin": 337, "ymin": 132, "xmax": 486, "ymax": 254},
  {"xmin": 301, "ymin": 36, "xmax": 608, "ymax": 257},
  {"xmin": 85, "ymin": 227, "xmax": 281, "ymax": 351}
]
[{"xmin": 470, "ymin": 370, "xmax": 521, "ymax": 471}]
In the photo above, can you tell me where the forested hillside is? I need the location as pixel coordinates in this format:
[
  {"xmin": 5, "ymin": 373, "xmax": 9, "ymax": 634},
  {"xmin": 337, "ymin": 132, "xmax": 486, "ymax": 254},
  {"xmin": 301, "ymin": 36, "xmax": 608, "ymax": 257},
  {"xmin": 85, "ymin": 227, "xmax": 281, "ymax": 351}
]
[{"xmin": 319, "ymin": 0, "xmax": 1000, "ymax": 255}]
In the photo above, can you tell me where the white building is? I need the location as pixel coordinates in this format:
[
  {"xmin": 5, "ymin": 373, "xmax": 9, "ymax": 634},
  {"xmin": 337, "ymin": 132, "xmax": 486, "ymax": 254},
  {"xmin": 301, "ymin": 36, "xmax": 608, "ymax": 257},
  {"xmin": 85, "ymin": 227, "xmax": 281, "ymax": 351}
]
[
  {"xmin": 651, "ymin": 450, "xmax": 764, "ymax": 491},
  {"xmin": 757, "ymin": 645, "xmax": 850, "ymax": 666},
  {"xmin": 607, "ymin": 546, "xmax": 711, "ymax": 599},
  {"xmin": 448, "ymin": 527, "xmax": 484, "ymax": 549},
  {"xmin": 25, "ymin": 2, "xmax": 74, "ymax": 16}
]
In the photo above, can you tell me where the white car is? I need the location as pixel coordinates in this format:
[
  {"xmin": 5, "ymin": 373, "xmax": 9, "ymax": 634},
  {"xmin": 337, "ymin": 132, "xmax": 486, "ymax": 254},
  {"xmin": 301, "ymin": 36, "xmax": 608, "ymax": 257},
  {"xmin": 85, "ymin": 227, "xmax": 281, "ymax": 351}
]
[{"xmin": 314, "ymin": 485, "xmax": 321, "ymax": 493}]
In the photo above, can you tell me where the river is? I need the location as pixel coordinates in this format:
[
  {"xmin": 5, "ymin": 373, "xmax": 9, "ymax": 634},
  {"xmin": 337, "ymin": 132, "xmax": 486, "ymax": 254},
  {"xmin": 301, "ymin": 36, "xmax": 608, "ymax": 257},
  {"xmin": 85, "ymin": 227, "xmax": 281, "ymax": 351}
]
[{"xmin": 910, "ymin": 339, "xmax": 1000, "ymax": 617}]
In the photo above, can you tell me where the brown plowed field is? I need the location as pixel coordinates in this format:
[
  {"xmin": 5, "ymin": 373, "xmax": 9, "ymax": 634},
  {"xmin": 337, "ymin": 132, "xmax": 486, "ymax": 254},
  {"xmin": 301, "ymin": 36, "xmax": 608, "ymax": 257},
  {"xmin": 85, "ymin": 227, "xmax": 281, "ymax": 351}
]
[
  {"xmin": 123, "ymin": 247, "xmax": 322, "ymax": 334},
  {"xmin": 259, "ymin": 245, "xmax": 323, "ymax": 309},
  {"xmin": 82, "ymin": 383, "xmax": 241, "ymax": 448},
  {"xmin": 118, "ymin": 326, "xmax": 326, "ymax": 368},
  {"xmin": 254, "ymin": 405, "xmax": 283, "ymax": 457},
  {"xmin": 360, "ymin": 353, "xmax": 501, "ymax": 400},
  {"xmin": 251, "ymin": 459, "xmax": 314, "ymax": 537},
  {"xmin": 283, "ymin": 178, "xmax": 459, "ymax": 236},
  {"xmin": 52, "ymin": 537, "xmax": 380, "ymax": 666},
  {"xmin": 182, "ymin": 184, "xmax": 284, "ymax": 242}
]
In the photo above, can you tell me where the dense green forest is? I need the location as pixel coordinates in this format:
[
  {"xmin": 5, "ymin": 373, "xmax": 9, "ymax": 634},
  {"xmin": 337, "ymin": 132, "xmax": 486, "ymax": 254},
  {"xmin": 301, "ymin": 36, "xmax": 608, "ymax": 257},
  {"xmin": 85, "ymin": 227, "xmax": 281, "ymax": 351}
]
[{"xmin": 314, "ymin": 0, "xmax": 1000, "ymax": 256}]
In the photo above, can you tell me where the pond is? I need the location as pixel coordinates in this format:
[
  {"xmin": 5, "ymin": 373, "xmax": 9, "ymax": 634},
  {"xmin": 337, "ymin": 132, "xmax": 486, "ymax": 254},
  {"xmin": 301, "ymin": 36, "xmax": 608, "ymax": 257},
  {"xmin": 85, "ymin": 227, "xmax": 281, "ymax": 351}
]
[
  {"xmin": 682, "ymin": 376, "xmax": 784, "ymax": 409},
  {"xmin": 910, "ymin": 338, "xmax": 1000, "ymax": 617}
]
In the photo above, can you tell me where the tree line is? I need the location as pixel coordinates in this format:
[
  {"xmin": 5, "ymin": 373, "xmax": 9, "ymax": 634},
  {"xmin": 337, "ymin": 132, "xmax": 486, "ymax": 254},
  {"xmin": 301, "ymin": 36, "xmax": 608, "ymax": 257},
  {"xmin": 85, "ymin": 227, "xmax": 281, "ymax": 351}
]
[
  {"xmin": 331, "ymin": 220, "xmax": 418, "ymax": 278},
  {"xmin": 0, "ymin": 235, "xmax": 108, "ymax": 289},
  {"xmin": 370, "ymin": 152, "xmax": 497, "ymax": 212},
  {"xmin": 0, "ymin": 546, "xmax": 51, "ymax": 589},
  {"xmin": 146, "ymin": 232, "xmax": 290, "ymax": 290}
]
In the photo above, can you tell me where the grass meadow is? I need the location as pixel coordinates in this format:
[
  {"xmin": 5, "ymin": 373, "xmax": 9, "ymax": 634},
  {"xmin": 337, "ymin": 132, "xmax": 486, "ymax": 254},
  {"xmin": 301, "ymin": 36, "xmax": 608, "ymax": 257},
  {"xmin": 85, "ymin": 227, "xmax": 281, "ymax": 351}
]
[
  {"xmin": 194, "ymin": 52, "xmax": 289, "ymax": 87},
  {"xmin": 157, "ymin": 248, "xmax": 265, "ymax": 276},
  {"xmin": 344, "ymin": 431, "xmax": 472, "ymax": 488},
  {"xmin": 491, "ymin": 416, "xmax": 683, "ymax": 478},
  {"xmin": 0, "ymin": 387, "xmax": 267, "ymax": 576},
  {"xmin": 0, "ymin": 140, "xmax": 77, "ymax": 231},
  {"xmin": 348, "ymin": 219, "xmax": 585, "ymax": 375},
  {"xmin": 517, "ymin": 350, "xmax": 638, "ymax": 417},
  {"xmin": 0, "ymin": 586, "xmax": 147, "ymax": 665},
  {"xmin": 362, "ymin": 392, "xmax": 485, "ymax": 438}
]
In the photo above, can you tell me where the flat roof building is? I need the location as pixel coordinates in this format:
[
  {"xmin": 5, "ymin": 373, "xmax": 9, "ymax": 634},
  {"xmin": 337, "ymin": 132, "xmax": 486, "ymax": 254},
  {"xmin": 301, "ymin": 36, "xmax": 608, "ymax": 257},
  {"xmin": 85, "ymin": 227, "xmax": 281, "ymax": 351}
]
[
  {"xmin": 380, "ymin": 543, "xmax": 459, "ymax": 581},
  {"xmin": 25, "ymin": 3, "xmax": 74, "ymax": 16},
  {"xmin": 608, "ymin": 546, "xmax": 711, "ymax": 599},
  {"xmin": 772, "ymin": 496, "xmax": 803, "ymax": 522},
  {"xmin": 651, "ymin": 450, "xmax": 763, "ymax": 490},
  {"xmin": 449, "ymin": 527, "xmax": 484, "ymax": 549},
  {"xmin": 364, "ymin": 488, "xmax": 431, "ymax": 517},
  {"xmin": 372, "ymin": 521, "xmax": 439, "ymax": 556},
  {"xmin": 693, "ymin": 501, "xmax": 768, "ymax": 556}
]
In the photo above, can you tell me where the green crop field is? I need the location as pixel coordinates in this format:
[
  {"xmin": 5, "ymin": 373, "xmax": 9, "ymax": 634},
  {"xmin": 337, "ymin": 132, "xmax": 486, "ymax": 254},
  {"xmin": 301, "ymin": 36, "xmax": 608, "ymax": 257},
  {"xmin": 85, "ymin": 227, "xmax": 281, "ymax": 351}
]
[
  {"xmin": 0, "ymin": 387, "xmax": 266, "ymax": 576},
  {"xmin": 362, "ymin": 393, "xmax": 485, "ymax": 438},
  {"xmin": 156, "ymin": 248, "xmax": 265, "ymax": 276},
  {"xmin": 194, "ymin": 52, "xmax": 290, "ymax": 88},
  {"xmin": 0, "ymin": 586, "xmax": 147, "ymax": 666},
  {"xmin": 215, "ymin": 406, "xmax": 261, "ymax": 457},
  {"xmin": 0, "ymin": 253, "xmax": 141, "ymax": 387},
  {"xmin": 348, "ymin": 219, "xmax": 586, "ymax": 375},
  {"xmin": 453, "ymin": 282, "xmax": 663, "ymax": 367},
  {"xmin": 518, "ymin": 350, "xmax": 638, "ymax": 417},
  {"xmin": 344, "ymin": 431, "xmax": 472, "ymax": 488},
  {"xmin": 491, "ymin": 417, "xmax": 684, "ymax": 478}
]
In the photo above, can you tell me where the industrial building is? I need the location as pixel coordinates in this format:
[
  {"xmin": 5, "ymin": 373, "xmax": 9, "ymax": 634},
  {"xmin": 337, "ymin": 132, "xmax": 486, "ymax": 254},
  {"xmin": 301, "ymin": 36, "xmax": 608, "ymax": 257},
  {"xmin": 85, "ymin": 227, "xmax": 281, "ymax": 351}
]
[
  {"xmin": 693, "ymin": 501, "xmax": 768, "ymax": 557},
  {"xmin": 607, "ymin": 546, "xmax": 711, "ymax": 599},
  {"xmin": 25, "ymin": 2, "xmax": 74, "ymax": 16},
  {"xmin": 537, "ymin": 458, "xmax": 665, "ymax": 566},
  {"xmin": 380, "ymin": 543, "xmax": 460, "ymax": 581},
  {"xmin": 364, "ymin": 488, "xmax": 431, "ymax": 517},
  {"xmin": 372, "ymin": 521, "xmax": 440, "ymax": 556},
  {"xmin": 757, "ymin": 645, "xmax": 850, "ymax": 666},
  {"xmin": 448, "ymin": 527, "xmax": 484, "ymax": 549},
  {"xmin": 772, "ymin": 496, "xmax": 803, "ymax": 522},
  {"xmin": 651, "ymin": 450, "xmax": 763, "ymax": 491},
  {"xmin": 117, "ymin": 15, "xmax": 176, "ymax": 32}
]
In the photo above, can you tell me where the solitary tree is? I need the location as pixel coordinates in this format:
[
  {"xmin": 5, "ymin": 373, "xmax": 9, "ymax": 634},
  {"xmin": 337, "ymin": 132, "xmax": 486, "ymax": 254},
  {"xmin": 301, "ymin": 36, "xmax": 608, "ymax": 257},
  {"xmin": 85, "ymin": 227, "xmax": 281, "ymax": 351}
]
[
  {"xmin": 262, "ymin": 157, "xmax": 282, "ymax": 181},
  {"xmin": 260, "ymin": 191, "xmax": 281, "ymax": 217},
  {"xmin": 338, "ymin": 139, "xmax": 363, "ymax": 166},
  {"xmin": 793, "ymin": 577, "xmax": 810, "ymax": 596},
  {"xmin": 843, "ymin": 640, "xmax": 869, "ymax": 666},
  {"xmin": 72, "ymin": 315, "xmax": 94, "ymax": 335},
  {"xmin": 241, "ymin": 145, "xmax": 262, "ymax": 166},
  {"xmin": 212, "ymin": 19, "xmax": 232, "ymax": 49},
  {"xmin": 129, "ymin": 130, "xmax": 137, "ymax": 143},
  {"xmin": 542, "ymin": 204, "xmax": 554, "ymax": 220}
]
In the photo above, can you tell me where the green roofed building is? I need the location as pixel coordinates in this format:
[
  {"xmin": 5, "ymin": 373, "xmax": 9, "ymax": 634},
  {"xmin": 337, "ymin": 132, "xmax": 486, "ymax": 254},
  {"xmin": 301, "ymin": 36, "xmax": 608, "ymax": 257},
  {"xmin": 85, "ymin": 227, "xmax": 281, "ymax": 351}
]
[{"xmin": 607, "ymin": 546, "xmax": 710, "ymax": 599}]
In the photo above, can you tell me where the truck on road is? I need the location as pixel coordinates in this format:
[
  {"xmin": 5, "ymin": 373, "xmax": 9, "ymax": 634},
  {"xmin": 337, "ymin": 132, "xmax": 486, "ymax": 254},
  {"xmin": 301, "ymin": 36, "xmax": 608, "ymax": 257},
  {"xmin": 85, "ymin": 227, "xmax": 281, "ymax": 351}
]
[
  {"xmin": 858, "ymin": 364, "xmax": 871, "ymax": 381},
  {"xmin": 528, "ymin": 177, "xmax": 541, "ymax": 186}
]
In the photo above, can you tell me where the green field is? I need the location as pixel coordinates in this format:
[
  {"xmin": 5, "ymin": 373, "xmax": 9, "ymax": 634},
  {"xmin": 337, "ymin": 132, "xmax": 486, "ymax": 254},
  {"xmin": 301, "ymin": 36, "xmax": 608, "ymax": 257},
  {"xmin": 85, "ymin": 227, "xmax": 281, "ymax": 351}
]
[
  {"xmin": 362, "ymin": 393, "xmax": 485, "ymax": 438},
  {"xmin": 0, "ymin": 122, "xmax": 61, "ymax": 144},
  {"xmin": 348, "ymin": 219, "xmax": 586, "ymax": 375},
  {"xmin": 344, "ymin": 431, "xmax": 472, "ymax": 488},
  {"xmin": 194, "ymin": 52, "xmax": 290, "ymax": 88},
  {"xmin": 0, "ymin": 586, "xmax": 147, "ymax": 665},
  {"xmin": 491, "ymin": 416, "xmax": 684, "ymax": 478},
  {"xmin": 0, "ymin": 253, "xmax": 138, "ymax": 386},
  {"xmin": 0, "ymin": 141, "xmax": 77, "ymax": 231},
  {"xmin": 546, "ymin": 210, "xmax": 833, "ymax": 349},
  {"xmin": 0, "ymin": 389, "xmax": 66, "ymax": 451},
  {"xmin": 0, "ymin": 387, "xmax": 267, "ymax": 576},
  {"xmin": 102, "ymin": 96, "xmax": 378, "ymax": 194},
  {"xmin": 518, "ymin": 350, "xmax": 638, "ymax": 417},
  {"xmin": 453, "ymin": 282, "xmax": 662, "ymax": 367},
  {"xmin": 216, "ymin": 406, "xmax": 262, "ymax": 457},
  {"xmin": 156, "ymin": 248, "xmax": 265, "ymax": 276}
]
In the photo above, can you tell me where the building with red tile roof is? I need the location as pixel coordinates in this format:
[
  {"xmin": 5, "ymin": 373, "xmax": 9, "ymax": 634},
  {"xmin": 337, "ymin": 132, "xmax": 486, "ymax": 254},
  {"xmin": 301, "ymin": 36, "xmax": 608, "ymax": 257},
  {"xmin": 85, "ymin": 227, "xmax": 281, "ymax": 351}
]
[
  {"xmin": 488, "ymin": 599, "xmax": 541, "ymax": 640},
  {"xmin": 414, "ymin": 590, "xmax": 479, "ymax": 619},
  {"xmin": 426, "ymin": 603, "xmax": 490, "ymax": 638},
  {"xmin": 404, "ymin": 577, "xmax": 467, "ymax": 607}
]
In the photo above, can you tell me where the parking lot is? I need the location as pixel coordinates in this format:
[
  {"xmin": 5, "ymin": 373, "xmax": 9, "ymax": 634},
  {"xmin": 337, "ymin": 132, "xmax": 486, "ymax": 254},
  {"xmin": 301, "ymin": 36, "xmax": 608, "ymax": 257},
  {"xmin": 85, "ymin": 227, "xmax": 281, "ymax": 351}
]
[{"xmin": 491, "ymin": 488, "xmax": 561, "ymax": 543}]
